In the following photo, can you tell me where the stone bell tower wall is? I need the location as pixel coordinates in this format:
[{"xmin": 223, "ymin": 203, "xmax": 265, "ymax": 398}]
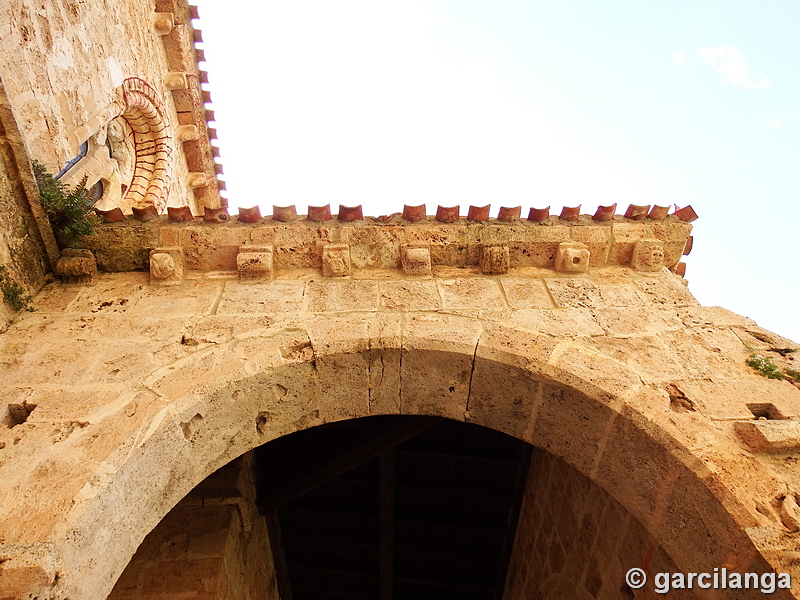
[{"xmin": 0, "ymin": 0, "xmax": 224, "ymax": 215}]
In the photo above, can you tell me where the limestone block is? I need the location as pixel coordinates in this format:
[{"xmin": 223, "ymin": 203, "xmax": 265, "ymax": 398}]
[
  {"xmin": 734, "ymin": 420, "xmax": 800, "ymax": 453},
  {"xmin": 554, "ymin": 242, "xmax": 590, "ymax": 274},
  {"xmin": 633, "ymin": 276, "xmax": 699, "ymax": 306},
  {"xmin": 187, "ymin": 172, "xmax": 207, "ymax": 188},
  {"xmin": 236, "ymin": 246, "xmax": 274, "ymax": 281},
  {"xmin": 500, "ymin": 278, "xmax": 555, "ymax": 309},
  {"xmin": 550, "ymin": 345, "xmax": 642, "ymax": 402},
  {"xmin": 570, "ymin": 226, "xmax": 610, "ymax": 265},
  {"xmin": 150, "ymin": 247, "xmax": 184, "ymax": 286},
  {"xmin": 379, "ymin": 281, "xmax": 441, "ymax": 311},
  {"xmin": 179, "ymin": 226, "xmax": 251, "ymax": 271},
  {"xmin": 438, "ymin": 279, "xmax": 506, "ymax": 309},
  {"xmin": 533, "ymin": 385, "xmax": 617, "ymax": 475},
  {"xmin": 164, "ymin": 72, "xmax": 188, "ymax": 90},
  {"xmin": 54, "ymin": 249, "xmax": 97, "ymax": 284},
  {"xmin": 131, "ymin": 281, "xmax": 221, "ymax": 316},
  {"xmin": 401, "ymin": 223, "xmax": 468, "ymax": 266},
  {"xmin": 153, "ymin": 12, "xmax": 175, "ymax": 35},
  {"xmin": 400, "ymin": 244, "xmax": 431, "ymax": 276},
  {"xmin": 479, "ymin": 243, "xmax": 510, "ymax": 274},
  {"xmin": 400, "ymin": 313, "xmax": 483, "ymax": 420},
  {"xmin": 322, "ymin": 243, "xmax": 351, "ymax": 277},
  {"xmin": 671, "ymin": 379, "xmax": 760, "ymax": 420},
  {"xmin": 609, "ymin": 222, "xmax": 648, "ymax": 265},
  {"xmin": 217, "ymin": 281, "xmax": 305, "ymax": 315},
  {"xmin": 467, "ymin": 359, "xmax": 540, "ymax": 439},
  {"xmin": 631, "ymin": 239, "xmax": 665, "ymax": 272},
  {"xmin": 778, "ymin": 494, "xmax": 800, "ymax": 532},
  {"xmin": 505, "ymin": 308, "xmax": 604, "ymax": 338},
  {"xmin": 305, "ymin": 315, "xmax": 372, "ymax": 418},
  {"xmin": 306, "ymin": 281, "xmax": 379, "ymax": 312},
  {"xmin": 592, "ymin": 307, "xmax": 683, "ymax": 337},
  {"xmin": 175, "ymin": 124, "xmax": 198, "ymax": 142},
  {"xmin": 545, "ymin": 279, "xmax": 603, "ymax": 308},
  {"xmin": 649, "ymin": 221, "xmax": 693, "ymax": 267},
  {"xmin": 339, "ymin": 226, "xmax": 402, "ymax": 269}
]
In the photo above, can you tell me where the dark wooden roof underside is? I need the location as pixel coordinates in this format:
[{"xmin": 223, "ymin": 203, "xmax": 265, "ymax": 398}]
[{"xmin": 255, "ymin": 416, "xmax": 531, "ymax": 600}]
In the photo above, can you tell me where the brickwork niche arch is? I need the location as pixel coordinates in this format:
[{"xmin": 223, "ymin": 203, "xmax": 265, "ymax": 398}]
[
  {"xmin": 13, "ymin": 317, "xmax": 791, "ymax": 600},
  {"xmin": 117, "ymin": 77, "xmax": 172, "ymax": 216},
  {"xmin": 58, "ymin": 77, "xmax": 173, "ymax": 218}
]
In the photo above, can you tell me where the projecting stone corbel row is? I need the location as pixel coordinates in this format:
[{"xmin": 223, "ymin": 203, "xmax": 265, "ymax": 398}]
[
  {"xmin": 153, "ymin": 2, "xmax": 225, "ymax": 213},
  {"xmin": 148, "ymin": 239, "xmax": 672, "ymax": 286},
  {"xmin": 556, "ymin": 239, "xmax": 667, "ymax": 273}
]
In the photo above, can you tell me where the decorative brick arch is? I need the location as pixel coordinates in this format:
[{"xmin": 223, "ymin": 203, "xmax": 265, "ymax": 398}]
[
  {"xmin": 119, "ymin": 77, "xmax": 172, "ymax": 215},
  {"xmin": 13, "ymin": 316, "xmax": 792, "ymax": 599}
]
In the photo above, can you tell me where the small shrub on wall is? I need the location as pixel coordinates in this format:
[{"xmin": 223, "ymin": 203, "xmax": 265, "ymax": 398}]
[{"xmin": 33, "ymin": 160, "xmax": 99, "ymax": 249}]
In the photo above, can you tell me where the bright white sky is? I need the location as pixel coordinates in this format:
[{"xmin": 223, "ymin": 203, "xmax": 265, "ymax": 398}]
[{"xmin": 193, "ymin": 0, "xmax": 800, "ymax": 343}]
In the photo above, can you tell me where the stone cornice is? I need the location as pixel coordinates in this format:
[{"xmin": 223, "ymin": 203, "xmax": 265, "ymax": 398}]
[{"xmin": 82, "ymin": 207, "xmax": 694, "ymax": 280}]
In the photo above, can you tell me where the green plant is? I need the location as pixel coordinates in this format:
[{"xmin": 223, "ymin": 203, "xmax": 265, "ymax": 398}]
[
  {"xmin": 746, "ymin": 353, "xmax": 784, "ymax": 380},
  {"xmin": 770, "ymin": 348, "xmax": 797, "ymax": 357},
  {"xmin": 785, "ymin": 368, "xmax": 800, "ymax": 382},
  {"xmin": 0, "ymin": 266, "xmax": 33, "ymax": 312},
  {"xmin": 32, "ymin": 160, "xmax": 99, "ymax": 248}
]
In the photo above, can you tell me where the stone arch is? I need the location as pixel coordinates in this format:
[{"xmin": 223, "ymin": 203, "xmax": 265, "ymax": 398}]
[{"xmin": 32, "ymin": 317, "xmax": 789, "ymax": 599}]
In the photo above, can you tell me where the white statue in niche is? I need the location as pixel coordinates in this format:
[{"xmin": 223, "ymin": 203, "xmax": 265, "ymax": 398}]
[
  {"xmin": 104, "ymin": 117, "xmax": 136, "ymax": 211},
  {"xmin": 58, "ymin": 116, "xmax": 137, "ymax": 214}
]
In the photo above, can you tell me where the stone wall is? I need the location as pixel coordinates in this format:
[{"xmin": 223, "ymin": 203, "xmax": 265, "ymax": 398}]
[
  {"xmin": 0, "ymin": 0, "xmax": 222, "ymax": 214},
  {"xmin": 0, "ymin": 243, "xmax": 798, "ymax": 597},
  {"xmin": 108, "ymin": 455, "xmax": 278, "ymax": 600},
  {"xmin": 0, "ymin": 76, "xmax": 51, "ymax": 327},
  {"xmin": 505, "ymin": 449, "xmax": 699, "ymax": 600}
]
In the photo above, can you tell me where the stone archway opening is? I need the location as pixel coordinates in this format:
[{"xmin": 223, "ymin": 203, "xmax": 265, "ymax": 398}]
[{"xmin": 106, "ymin": 416, "xmax": 701, "ymax": 600}]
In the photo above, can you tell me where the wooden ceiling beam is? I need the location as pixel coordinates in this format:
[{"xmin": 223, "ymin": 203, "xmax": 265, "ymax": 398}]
[
  {"xmin": 265, "ymin": 510, "xmax": 294, "ymax": 600},
  {"xmin": 259, "ymin": 416, "xmax": 442, "ymax": 511},
  {"xmin": 379, "ymin": 449, "xmax": 395, "ymax": 600}
]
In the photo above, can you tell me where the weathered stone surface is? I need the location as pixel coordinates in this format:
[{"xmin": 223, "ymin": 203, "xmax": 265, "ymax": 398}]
[
  {"xmin": 2, "ymin": 234, "xmax": 800, "ymax": 600},
  {"xmin": 322, "ymin": 243, "xmax": 351, "ymax": 277},
  {"xmin": 437, "ymin": 278, "xmax": 506, "ymax": 309},
  {"xmin": 217, "ymin": 280, "xmax": 305, "ymax": 315},
  {"xmin": 306, "ymin": 280, "xmax": 380, "ymax": 312},
  {"xmin": 54, "ymin": 249, "xmax": 97, "ymax": 284},
  {"xmin": 545, "ymin": 278, "xmax": 603, "ymax": 308},
  {"xmin": 236, "ymin": 245, "xmax": 275, "ymax": 281},
  {"xmin": 505, "ymin": 308, "xmax": 604, "ymax": 337},
  {"xmin": 735, "ymin": 420, "xmax": 800, "ymax": 453},
  {"xmin": 150, "ymin": 247, "xmax": 185, "ymax": 286},
  {"xmin": 631, "ymin": 238, "xmax": 665, "ymax": 271},
  {"xmin": 479, "ymin": 242, "xmax": 510, "ymax": 274},
  {"xmin": 400, "ymin": 243, "xmax": 432, "ymax": 276},
  {"xmin": 76, "ymin": 218, "xmax": 694, "ymax": 277},
  {"xmin": 379, "ymin": 280, "xmax": 441, "ymax": 311},
  {"xmin": 554, "ymin": 241, "xmax": 590, "ymax": 273},
  {"xmin": 500, "ymin": 278, "xmax": 555, "ymax": 309},
  {"xmin": 634, "ymin": 276, "xmax": 699, "ymax": 306}
]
